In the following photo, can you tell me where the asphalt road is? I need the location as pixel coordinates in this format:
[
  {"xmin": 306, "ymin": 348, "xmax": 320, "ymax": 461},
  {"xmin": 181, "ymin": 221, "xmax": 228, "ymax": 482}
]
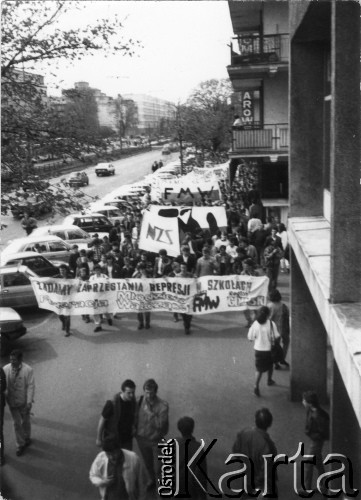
[
  {"xmin": 0, "ymin": 272, "xmax": 312, "ymax": 500},
  {"xmin": 1, "ymin": 148, "xmax": 177, "ymax": 248}
]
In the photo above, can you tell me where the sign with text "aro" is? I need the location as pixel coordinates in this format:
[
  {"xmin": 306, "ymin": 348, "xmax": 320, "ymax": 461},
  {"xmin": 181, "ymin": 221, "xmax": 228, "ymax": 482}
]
[{"xmin": 139, "ymin": 210, "xmax": 180, "ymax": 257}]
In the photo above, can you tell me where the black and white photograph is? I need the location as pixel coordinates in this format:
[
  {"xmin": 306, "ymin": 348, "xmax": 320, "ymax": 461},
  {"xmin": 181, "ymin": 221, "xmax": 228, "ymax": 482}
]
[{"xmin": 1, "ymin": 1, "xmax": 360, "ymax": 499}]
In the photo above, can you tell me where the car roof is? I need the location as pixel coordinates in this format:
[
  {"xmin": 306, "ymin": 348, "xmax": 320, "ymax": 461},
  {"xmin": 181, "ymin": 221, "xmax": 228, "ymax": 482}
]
[
  {"xmin": 96, "ymin": 163, "xmax": 112, "ymax": 167},
  {"xmin": 0, "ymin": 265, "xmax": 37, "ymax": 277},
  {"xmin": 32, "ymin": 225, "xmax": 88, "ymax": 232},
  {"xmin": 63, "ymin": 212, "xmax": 107, "ymax": 219},
  {"xmin": 89, "ymin": 205, "xmax": 120, "ymax": 211},
  {"xmin": 0, "ymin": 307, "xmax": 22, "ymax": 322}
]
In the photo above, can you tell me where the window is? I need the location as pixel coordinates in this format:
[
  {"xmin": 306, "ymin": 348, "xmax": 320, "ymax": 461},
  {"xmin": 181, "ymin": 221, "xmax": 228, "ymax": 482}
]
[
  {"xmin": 67, "ymin": 230, "xmax": 82, "ymax": 240},
  {"xmin": 3, "ymin": 272, "xmax": 31, "ymax": 287},
  {"xmin": 53, "ymin": 231, "xmax": 66, "ymax": 240},
  {"xmin": 48, "ymin": 241, "xmax": 68, "ymax": 252}
]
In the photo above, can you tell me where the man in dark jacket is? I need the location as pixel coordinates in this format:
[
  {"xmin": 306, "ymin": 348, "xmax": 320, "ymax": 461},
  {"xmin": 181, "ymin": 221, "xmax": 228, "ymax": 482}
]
[
  {"xmin": 175, "ymin": 417, "xmax": 207, "ymax": 499},
  {"xmin": 232, "ymin": 408, "xmax": 277, "ymax": 496},
  {"xmin": 103, "ymin": 254, "xmax": 122, "ymax": 278},
  {"xmin": 302, "ymin": 391, "xmax": 330, "ymax": 493},
  {"xmin": 96, "ymin": 379, "xmax": 137, "ymax": 451}
]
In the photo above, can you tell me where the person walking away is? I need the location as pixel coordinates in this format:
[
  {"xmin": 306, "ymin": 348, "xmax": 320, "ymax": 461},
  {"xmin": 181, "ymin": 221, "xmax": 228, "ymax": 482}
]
[
  {"xmin": 54, "ymin": 264, "xmax": 72, "ymax": 336},
  {"xmin": 268, "ymin": 289, "xmax": 290, "ymax": 369},
  {"xmin": 175, "ymin": 417, "xmax": 207, "ymax": 499},
  {"xmin": 20, "ymin": 212, "xmax": 37, "ymax": 235},
  {"xmin": 302, "ymin": 391, "xmax": 330, "ymax": 494},
  {"xmin": 3, "ymin": 350, "xmax": 35, "ymax": 457},
  {"xmin": 96, "ymin": 380, "xmax": 136, "ymax": 451},
  {"xmin": 90, "ymin": 437, "xmax": 141, "ymax": 500},
  {"xmin": 135, "ymin": 379, "xmax": 169, "ymax": 495},
  {"xmin": 276, "ymin": 223, "xmax": 289, "ymax": 273},
  {"xmin": 232, "ymin": 408, "xmax": 278, "ymax": 496},
  {"xmin": 0, "ymin": 367, "xmax": 6, "ymax": 465},
  {"xmin": 248, "ymin": 306, "xmax": 280, "ymax": 397}
]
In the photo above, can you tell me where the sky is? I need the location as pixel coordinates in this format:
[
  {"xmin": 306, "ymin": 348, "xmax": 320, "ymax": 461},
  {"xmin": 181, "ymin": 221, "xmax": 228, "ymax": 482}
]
[{"xmin": 43, "ymin": 1, "xmax": 233, "ymax": 104}]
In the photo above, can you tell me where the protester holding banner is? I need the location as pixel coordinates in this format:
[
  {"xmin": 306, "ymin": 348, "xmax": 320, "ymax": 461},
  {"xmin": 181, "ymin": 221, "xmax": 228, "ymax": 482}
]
[
  {"xmin": 89, "ymin": 265, "xmax": 113, "ymax": 332},
  {"xmin": 153, "ymin": 249, "xmax": 173, "ymax": 278},
  {"xmin": 241, "ymin": 259, "xmax": 260, "ymax": 328},
  {"xmin": 54, "ymin": 264, "xmax": 72, "ymax": 337},
  {"xmin": 178, "ymin": 263, "xmax": 194, "ymax": 335},
  {"xmin": 132, "ymin": 263, "xmax": 151, "ymax": 330},
  {"xmin": 175, "ymin": 245, "xmax": 197, "ymax": 275}
]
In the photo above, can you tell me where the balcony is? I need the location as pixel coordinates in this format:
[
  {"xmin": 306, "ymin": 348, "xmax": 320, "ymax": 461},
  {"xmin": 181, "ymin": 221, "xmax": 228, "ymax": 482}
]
[
  {"xmin": 228, "ymin": 34, "xmax": 289, "ymax": 79},
  {"xmin": 231, "ymin": 123, "xmax": 289, "ymax": 157}
]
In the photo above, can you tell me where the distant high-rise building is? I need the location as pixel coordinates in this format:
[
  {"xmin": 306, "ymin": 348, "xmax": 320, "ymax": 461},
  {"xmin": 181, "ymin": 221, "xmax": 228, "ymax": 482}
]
[{"xmin": 121, "ymin": 94, "xmax": 176, "ymax": 133}]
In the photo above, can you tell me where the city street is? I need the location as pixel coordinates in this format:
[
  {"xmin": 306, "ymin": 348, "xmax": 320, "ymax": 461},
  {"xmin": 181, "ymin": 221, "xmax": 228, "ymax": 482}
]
[
  {"xmin": 0, "ymin": 272, "xmax": 313, "ymax": 500},
  {"xmin": 1, "ymin": 148, "xmax": 176, "ymax": 247}
]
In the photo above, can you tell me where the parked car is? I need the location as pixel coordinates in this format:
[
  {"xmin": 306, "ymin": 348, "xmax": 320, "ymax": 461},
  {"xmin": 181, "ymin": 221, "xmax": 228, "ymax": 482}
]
[
  {"xmin": 31, "ymin": 225, "xmax": 91, "ymax": 250},
  {"xmin": 0, "ymin": 265, "xmax": 53, "ymax": 308},
  {"xmin": 95, "ymin": 162, "xmax": 115, "ymax": 176},
  {"xmin": 0, "ymin": 307, "xmax": 27, "ymax": 353},
  {"xmin": 11, "ymin": 195, "xmax": 51, "ymax": 219},
  {"xmin": 2, "ymin": 235, "xmax": 71, "ymax": 265},
  {"xmin": 161, "ymin": 147, "xmax": 171, "ymax": 155},
  {"xmin": 68, "ymin": 171, "xmax": 89, "ymax": 187},
  {"xmin": 0, "ymin": 252, "xmax": 59, "ymax": 277},
  {"xmin": 62, "ymin": 213, "xmax": 113, "ymax": 236},
  {"xmin": 98, "ymin": 199, "xmax": 133, "ymax": 212},
  {"xmin": 86, "ymin": 205, "xmax": 125, "ymax": 225}
]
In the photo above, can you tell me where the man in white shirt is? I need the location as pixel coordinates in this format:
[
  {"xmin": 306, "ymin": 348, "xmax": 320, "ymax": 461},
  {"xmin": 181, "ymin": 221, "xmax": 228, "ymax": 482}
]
[
  {"xmin": 90, "ymin": 437, "xmax": 141, "ymax": 500},
  {"xmin": 3, "ymin": 350, "xmax": 35, "ymax": 456}
]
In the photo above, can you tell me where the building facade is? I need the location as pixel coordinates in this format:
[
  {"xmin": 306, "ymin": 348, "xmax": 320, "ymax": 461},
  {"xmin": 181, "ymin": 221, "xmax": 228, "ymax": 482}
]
[
  {"xmin": 227, "ymin": 1, "xmax": 289, "ymax": 222},
  {"xmin": 121, "ymin": 94, "xmax": 176, "ymax": 134},
  {"xmin": 288, "ymin": 0, "xmax": 361, "ymax": 490}
]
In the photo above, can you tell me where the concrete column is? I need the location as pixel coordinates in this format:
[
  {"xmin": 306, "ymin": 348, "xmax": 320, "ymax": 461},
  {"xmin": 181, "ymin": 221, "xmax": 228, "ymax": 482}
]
[
  {"xmin": 331, "ymin": 360, "xmax": 361, "ymax": 492},
  {"xmin": 330, "ymin": 1, "xmax": 361, "ymax": 303},
  {"xmin": 290, "ymin": 249, "xmax": 328, "ymax": 402},
  {"xmin": 289, "ymin": 41, "xmax": 324, "ymax": 217}
]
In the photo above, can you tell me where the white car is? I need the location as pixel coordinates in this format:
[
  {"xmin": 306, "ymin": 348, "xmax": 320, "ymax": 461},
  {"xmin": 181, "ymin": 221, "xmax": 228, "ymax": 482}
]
[
  {"xmin": 31, "ymin": 225, "xmax": 91, "ymax": 250},
  {"xmin": 2, "ymin": 235, "xmax": 71, "ymax": 265},
  {"xmin": 95, "ymin": 162, "xmax": 115, "ymax": 176},
  {"xmin": 86, "ymin": 205, "xmax": 125, "ymax": 225}
]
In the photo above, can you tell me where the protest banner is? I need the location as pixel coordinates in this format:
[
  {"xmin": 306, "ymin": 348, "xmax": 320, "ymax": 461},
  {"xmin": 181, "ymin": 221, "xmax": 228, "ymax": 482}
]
[
  {"xmin": 159, "ymin": 178, "xmax": 221, "ymax": 204},
  {"xmin": 192, "ymin": 275, "xmax": 269, "ymax": 315},
  {"xmin": 149, "ymin": 205, "xmax": 227, "ymax": 240},
  {"xmin": 30, "ymin": 275, "xmax": 269, "ymax": 317},
  {"xmin": 29, "ymin": 277, "xmax": 196, "ymax": 316},
  {"xmin": 138, "ymin": 210, "xmax": 180, "ymax": 257}
]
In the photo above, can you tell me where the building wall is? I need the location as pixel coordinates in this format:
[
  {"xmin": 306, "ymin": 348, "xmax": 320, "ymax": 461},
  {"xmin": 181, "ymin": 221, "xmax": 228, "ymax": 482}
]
[
  {"xmin": 263, "ymin": 72, "xmax": 288, "ymax": 124},
  {"xmin": 122, "ymin": 94, "xmax": 175, "ymax": 132},
  {"xmin": 263, "ymin": 2, "xmax": 289, "ymax": 34}
]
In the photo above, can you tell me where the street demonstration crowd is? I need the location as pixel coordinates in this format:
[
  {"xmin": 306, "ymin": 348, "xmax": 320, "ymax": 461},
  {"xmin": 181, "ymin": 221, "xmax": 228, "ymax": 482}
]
[{"xmin": 1, "ymin": 161, "xmax": 330, "ymax": 499}]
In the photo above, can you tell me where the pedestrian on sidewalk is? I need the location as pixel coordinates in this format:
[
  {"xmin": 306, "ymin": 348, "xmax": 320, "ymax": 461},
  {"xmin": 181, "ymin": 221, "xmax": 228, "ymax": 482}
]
[
  {"xmin": 90, "ymin": 437, "xmax": 141, "ymax": 500},
  {"xmin": 3, "ymin": 350, "xmax": 35, "ymax": 457},
  {"xmin": 96, "ymin": 379, "xmax": 137, "ymax": 451},
  {"xmin": 54, "ymin": 264, "xmax": 72, "ymax": 336},
  {"xmin": 301, "ymin": 391, "xmax": 330, "ymax": 494},
  {"xmin": 232, "ymin": 408, "xmax": 278, "ymax": 496},
  {"xmin": 268, "ymin": 289, "xmax": 290, "ymax": 369},
  {"xmin": 20, "ymin": 212, "xmax": 37, "ymax": 235},
  {"xmin": 247, "ymin": 306, "xmax": 280, "ymax": 397},
  {"xmin": 135, "ymin": 379, "xmax": 169, "ymax": 495}
]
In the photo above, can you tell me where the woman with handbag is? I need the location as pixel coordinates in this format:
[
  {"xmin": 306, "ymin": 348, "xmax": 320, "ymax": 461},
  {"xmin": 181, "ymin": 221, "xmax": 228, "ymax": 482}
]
[{"xmin": 248, "ymin": 306, "xmax": 281, "ymax": 397}]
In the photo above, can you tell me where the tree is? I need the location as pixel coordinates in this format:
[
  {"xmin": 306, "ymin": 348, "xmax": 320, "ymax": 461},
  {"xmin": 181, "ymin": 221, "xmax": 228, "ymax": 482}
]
[
  {"xmin": 183, "ymin": 79, "xmax": 233, "ymax": 155},
  {"xmin": 1, "ymin": 1, "xmax": 140, "ymax": 216},
  {"xmin": 113, "ymin": 96, "xmax": 138, "ymax": 149}
]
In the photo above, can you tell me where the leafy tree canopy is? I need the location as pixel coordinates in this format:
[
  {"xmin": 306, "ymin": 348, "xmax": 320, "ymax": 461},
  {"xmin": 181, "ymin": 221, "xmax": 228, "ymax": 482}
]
[{"xmin": 1, "ymin": 1, "xmax": 141, "ymax": 217}]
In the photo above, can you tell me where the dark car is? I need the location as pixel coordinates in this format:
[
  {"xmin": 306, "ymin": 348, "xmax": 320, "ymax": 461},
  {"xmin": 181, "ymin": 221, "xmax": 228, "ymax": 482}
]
[
  {"xmin": 68, "ymin": 171, "xmax": 89, "ymax": 187},
  {"xmin": 0, "ymin": 307, "xmax": 27, "ymax": 354},
  {"xmin": 62, "ymin": 213, "xmax": 113, "ymax": 235}
]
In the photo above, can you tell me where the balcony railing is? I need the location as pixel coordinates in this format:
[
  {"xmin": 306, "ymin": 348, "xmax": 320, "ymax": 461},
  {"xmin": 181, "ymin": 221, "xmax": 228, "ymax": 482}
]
[
  {"xmin": 230, "ymin": 34, "xmax": 289, "ymax": 66},
  {"xmin": 232, "ymin": 123, "xmax": 289, "ymax": 152}
]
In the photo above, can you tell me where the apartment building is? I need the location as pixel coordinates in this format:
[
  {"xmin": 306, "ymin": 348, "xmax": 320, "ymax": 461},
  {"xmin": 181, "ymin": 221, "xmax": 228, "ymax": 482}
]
[
  {"xmin": 122, "ymin": 94, "xmax": 176, "ymax": 133},
  {"xmin": 227, "ymin": 1, "xmax": 289, "ymax": 222},
  {"xmin": 288, "ymin": 0, "xmax": 361, "ymax": 489}
]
